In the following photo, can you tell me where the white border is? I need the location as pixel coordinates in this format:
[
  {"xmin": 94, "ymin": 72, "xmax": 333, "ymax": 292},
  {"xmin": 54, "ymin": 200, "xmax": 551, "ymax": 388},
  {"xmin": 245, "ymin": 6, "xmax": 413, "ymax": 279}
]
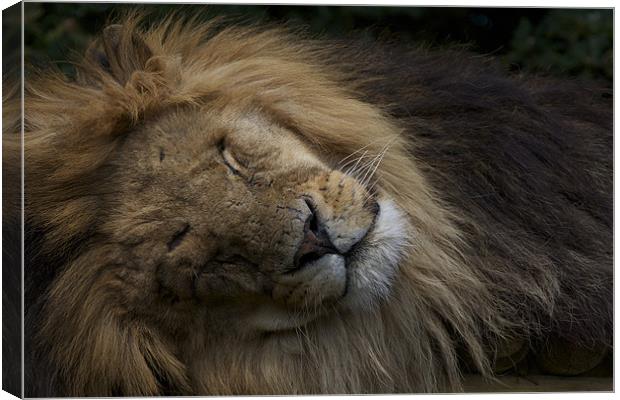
[{"xmin": 0, "ymin": 1, "xmax": 616, "ymax": 400}]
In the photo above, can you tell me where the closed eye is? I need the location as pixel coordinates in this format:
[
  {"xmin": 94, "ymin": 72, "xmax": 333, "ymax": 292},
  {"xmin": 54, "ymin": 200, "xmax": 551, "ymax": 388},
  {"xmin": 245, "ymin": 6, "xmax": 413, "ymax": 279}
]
[{"xmin": 217, "ymin": 140, "xmax": 247, "ymax": 177}]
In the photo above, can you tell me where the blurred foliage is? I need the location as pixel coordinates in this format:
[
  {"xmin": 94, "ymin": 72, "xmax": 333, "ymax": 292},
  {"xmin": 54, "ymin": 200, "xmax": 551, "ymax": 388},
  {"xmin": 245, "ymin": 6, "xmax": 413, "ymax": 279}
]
[
  {"xmin": 507, "ymin": 10, "xmax": 612, "ymax": 81},
  {"xmin": 12, "ymin": 3, "xmax": 613, "ymax": 83}
]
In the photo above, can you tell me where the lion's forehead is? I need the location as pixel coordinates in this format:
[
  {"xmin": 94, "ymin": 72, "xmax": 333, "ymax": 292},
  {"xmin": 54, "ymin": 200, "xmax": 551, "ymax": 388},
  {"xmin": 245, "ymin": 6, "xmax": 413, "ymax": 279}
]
[{"xmin": 120, "ymin": 107, "xmax": 324, "ymax": 176}]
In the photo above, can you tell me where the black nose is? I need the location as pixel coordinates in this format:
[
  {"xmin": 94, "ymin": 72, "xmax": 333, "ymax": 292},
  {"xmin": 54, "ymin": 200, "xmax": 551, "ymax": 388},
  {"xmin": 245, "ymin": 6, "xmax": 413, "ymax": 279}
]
[{"xmin": 293, "ymin": 197, "xmax": 338, "ymax": 269}]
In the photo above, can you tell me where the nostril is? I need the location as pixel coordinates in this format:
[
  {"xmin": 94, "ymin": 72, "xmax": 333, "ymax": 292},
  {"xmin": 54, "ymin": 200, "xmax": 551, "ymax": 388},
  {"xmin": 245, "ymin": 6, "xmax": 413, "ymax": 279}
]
[
  {"xmin": 303, "ymin": 196, "xmax": 315, "ymax": 213},
  {"xmin": 293, "ymin": 196, "xmax": 338, "ymax": 270},
  {"xmin": 306, "ymin": 206, "xmax": 319, "ymax": 235},
  {"xmin": 302, "ymin": 196, "xmax": 321, "ymax": 236}
]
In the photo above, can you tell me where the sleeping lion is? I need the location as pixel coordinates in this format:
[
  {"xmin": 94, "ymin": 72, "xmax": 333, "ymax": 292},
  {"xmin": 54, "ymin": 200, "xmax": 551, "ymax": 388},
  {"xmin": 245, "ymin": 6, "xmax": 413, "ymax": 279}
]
[{"xmin": 5, "ymin": 12, "xmax": 611, "ymax": 396}]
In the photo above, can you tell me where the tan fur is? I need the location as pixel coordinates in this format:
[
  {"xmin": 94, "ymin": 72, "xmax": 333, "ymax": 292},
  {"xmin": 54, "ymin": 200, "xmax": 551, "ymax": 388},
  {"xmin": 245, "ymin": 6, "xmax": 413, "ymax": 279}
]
[{"xmin": 11, "ymin": 13, "xmax": 515, "ymax": 395}]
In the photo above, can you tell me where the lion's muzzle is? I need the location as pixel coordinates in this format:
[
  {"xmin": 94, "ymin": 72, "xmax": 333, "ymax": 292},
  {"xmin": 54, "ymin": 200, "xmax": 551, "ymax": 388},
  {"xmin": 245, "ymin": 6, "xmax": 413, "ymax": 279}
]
[{"xmin": 266, "ymin": 173, "xmax": 380, "ymax": 315}]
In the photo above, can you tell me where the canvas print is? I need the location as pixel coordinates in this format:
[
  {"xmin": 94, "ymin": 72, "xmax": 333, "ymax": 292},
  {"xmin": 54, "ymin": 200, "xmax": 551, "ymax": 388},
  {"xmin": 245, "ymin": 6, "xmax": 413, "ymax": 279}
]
[{"xmin": 2, "ymin": 3, "xmax": 613, "ymax": 396}]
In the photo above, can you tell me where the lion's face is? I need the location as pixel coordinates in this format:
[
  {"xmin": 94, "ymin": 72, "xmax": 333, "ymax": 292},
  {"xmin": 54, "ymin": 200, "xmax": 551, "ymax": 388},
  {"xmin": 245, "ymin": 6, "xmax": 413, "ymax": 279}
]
[{"xmin": 102, "ymin": 104, "xmax": 409, "ymax": 336}]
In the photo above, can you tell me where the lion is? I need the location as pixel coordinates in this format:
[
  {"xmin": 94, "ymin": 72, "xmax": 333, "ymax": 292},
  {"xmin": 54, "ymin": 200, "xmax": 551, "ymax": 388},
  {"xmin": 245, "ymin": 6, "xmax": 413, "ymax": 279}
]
[{"xmin": 5, "ymin": 12, "xmax": 611, "ymax": 396}]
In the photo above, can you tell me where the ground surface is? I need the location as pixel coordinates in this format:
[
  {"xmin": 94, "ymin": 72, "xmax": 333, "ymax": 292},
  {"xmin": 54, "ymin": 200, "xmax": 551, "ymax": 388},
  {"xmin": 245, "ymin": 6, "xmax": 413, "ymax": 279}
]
[{"xmin": 464, "ymin": 375, "xmax": 613, "ymax": 393}]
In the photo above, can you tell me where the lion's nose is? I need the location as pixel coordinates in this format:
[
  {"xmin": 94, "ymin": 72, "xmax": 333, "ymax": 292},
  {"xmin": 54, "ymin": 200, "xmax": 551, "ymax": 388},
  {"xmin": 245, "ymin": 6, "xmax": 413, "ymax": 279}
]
[{"xmin": 293, "ymin": 197, "xmax": 338, "ymax": 269}]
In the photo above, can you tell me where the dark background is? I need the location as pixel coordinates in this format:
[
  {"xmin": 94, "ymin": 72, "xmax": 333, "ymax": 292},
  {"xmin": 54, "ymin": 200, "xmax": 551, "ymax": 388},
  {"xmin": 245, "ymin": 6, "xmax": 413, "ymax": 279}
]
[{"xmin": 8, "ymin": 3, "xmax": 614, "ymax": 84}]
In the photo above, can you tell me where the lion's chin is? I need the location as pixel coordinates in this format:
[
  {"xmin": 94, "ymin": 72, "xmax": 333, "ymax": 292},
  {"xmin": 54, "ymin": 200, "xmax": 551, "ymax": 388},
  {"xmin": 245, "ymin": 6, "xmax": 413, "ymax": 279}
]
[{"xmin": 247, "ymin": 198, "xmax": 410, "ymax": 333}]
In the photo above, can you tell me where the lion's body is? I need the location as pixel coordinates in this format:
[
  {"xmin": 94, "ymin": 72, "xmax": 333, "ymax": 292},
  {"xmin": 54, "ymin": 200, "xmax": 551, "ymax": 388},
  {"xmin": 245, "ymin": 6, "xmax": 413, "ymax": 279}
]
[{"xmin": 6, "ymin": 14, "xmax": 611, "ymax": 396}]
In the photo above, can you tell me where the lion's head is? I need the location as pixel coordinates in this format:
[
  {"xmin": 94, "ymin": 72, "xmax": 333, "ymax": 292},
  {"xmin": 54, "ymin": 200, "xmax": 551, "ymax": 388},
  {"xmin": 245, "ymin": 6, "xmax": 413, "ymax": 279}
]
[
  {"xmin": 100, "ymin": 100, "xmax": 410, "ymax": 331},
  {"xmin": 17, "ymin": 15, "xmax": 504, "ymax": 396}
]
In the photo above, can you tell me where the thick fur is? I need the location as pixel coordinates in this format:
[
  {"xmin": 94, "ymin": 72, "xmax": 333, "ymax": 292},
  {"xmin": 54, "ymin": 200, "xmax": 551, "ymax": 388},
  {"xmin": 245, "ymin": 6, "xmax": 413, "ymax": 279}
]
[{"xmin": 7, "ymin": 13, "xmax": 611, "ymax": 396}]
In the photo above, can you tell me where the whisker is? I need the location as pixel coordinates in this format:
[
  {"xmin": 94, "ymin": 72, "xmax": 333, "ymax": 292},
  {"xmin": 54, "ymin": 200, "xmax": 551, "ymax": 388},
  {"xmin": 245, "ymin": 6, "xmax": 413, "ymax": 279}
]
[
  {"xmin": 358, "ymin": 149, "xmax": 384, "ymax": 188},
  {"xmin": 337, "ymin": 135, "xmax": 392, "ymax": 167},
  {"xmin": 364, "ymin": 146, "xmax": 388, "ymax": 187},
  {"xmin": 344, "ymin": 150, "xmax": 368, "ymax": 177},
  {"xmin": 362, "ymin": 140, "xmax": 396, "ymax": 204},
  {"xmin": 342, "ymin": 150, "xmax": 371, "ymax": 173},
  {"xmin": 338, "ymin": 143, "xmax": 372, "ymax": 166},
  {"xmin": 355, "ymin": 147, "xmax": 384, "ymax": 177}
]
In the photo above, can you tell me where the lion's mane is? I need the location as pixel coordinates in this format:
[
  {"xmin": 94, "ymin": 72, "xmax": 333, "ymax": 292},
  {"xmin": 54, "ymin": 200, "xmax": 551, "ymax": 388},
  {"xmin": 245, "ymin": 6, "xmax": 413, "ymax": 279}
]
[{"xmin": 8, "ymin": 12, "xmax": 611, "ymax": 396}]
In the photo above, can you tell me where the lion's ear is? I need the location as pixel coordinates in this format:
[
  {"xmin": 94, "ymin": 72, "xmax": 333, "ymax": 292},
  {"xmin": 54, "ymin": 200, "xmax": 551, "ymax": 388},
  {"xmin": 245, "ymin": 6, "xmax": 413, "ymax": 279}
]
[{"xmin": 87, "ymin": 24, "xmax": 153, "ymax": 85}]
